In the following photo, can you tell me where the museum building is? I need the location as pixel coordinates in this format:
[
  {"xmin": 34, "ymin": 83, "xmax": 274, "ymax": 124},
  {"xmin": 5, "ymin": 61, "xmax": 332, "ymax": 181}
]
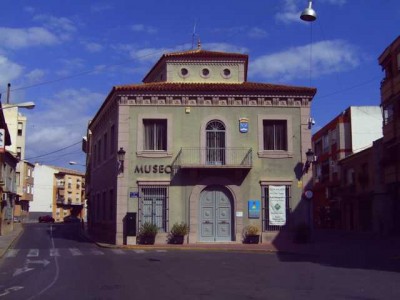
[{"xmin": 84, "ymin": 47, "xmax": 316, "ymax": 245}]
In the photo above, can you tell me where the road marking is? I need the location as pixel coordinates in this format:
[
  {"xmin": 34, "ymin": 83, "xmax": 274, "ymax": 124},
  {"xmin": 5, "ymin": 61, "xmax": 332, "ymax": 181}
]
[
  {"xmin": 111, "ymin": 249, "xmax": 125, "ymax": 255},
  {"xmin": 69, "ymin": 248, "xmax": 83, "ymax": 256},
  {"xmin": 13, "ymin": 266, "xmax": 34, "ymax": 277},
  {"xmin": 91, "ymin": 249, "xmax": 105, "ymax": 255},
  {"xmin": 0, "ymin": 286, "xmax": 24, "ymax": 297},
  {"xmin": 27, "ymin": 249, "xmax": 39, "ymax": 257},
  {"xmin": 50, "ymin": 248, "xmax": 60, "ymax": 257},
  {"xmin": 5, "ymin": 249, "xmax": 19, "ymax": 258},
  {"xmin": 26, "ymin": 259, "xmax": 50, "ymax": 267},
  {"xmin": 134, "ymin": 250, "xmax": 146, "ymax": 254},
  {"xmin": 156, "ymin": 250, "xmax": 167, "ymax": 253}
]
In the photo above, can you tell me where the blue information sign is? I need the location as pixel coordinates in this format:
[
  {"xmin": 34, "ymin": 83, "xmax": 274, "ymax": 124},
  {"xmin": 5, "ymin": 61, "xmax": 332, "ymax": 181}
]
[
  {"xmin": 248, "ymin": 200, "xmax": 261, "ymax": 219},
  {"xmin": 130, "ymin": 191, "xmax": 139, "ymax": 198}
]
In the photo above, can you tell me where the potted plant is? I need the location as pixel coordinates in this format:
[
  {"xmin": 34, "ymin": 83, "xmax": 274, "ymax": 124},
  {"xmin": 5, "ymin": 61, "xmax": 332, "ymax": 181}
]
[
  {"xmin": 137, "ymin": 222, "xmax": 158, "ymax": 245},
  {"xmin": 242, "ymin": 224, "xmax": 260, "ymax": 244},
  {"xmin": 168, "ymin": 222, "xmax": 189, "ymax": 244}
]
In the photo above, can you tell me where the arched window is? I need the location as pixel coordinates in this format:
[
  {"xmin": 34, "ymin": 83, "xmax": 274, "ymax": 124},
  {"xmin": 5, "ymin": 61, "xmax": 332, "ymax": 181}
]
[{"xmin": 206, "ymin": 120, "xmax": 226, "ymax": 165}]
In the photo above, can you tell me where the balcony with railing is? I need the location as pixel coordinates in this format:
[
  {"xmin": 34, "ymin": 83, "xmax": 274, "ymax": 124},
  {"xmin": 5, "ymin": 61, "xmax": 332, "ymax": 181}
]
[{"xmin": 172, "ymin": 147, "xmax": 252, "ymax": 174}]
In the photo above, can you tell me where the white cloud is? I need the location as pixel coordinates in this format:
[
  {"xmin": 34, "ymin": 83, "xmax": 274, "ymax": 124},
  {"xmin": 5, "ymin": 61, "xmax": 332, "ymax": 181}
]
[
  {"xmin": 34, "ymin": 14, "xmax": 77, "ymax": 33},
  {"xmin": 27, "ymin": 88, "xmax": 105, "ymax": 161},
  {"xmin": 131, "ymin": 24, "xmax": 158, "ymax": 34},
  {"xmin": 0, "ymin": 27, "xmax": 59, "ymax": 49},
  {"xmin": 0, "ymin": 55, "xmax": 24, "ymax": 86},
  {"xmin": 82, "ymin": 42, "xmax": 104, "ymax": 53},
  {"xmin": 276, "ymin": 0, "xmax": 347, "ymax": 23},
  {"xmin": 24, "ymin": 6, "xmax": 35, "ymax": 14},
  {"xmin": 33, "ymin": 14, "xmax": 77, "ymax": 41},
  {"xmin": 55, "ymin": 58, "xmax": 86, "ymax": 76},
  {"xmin": 25, "ymin": 69, "xmax": 46, "ymax": 83},
  {"xmin": 276, "ymin": 0, "xmax": 302, "ymax": 24},
  {"xmin": 250, "ymin": 40, "xmax": 360, "ymax": 81},
  {"xmin": 90, "ymin": 3, "xmax": 113, "ymax": 13},
  {"xmin": 247, "ymin": 27, "xmax": 268, "ymax": 39}
]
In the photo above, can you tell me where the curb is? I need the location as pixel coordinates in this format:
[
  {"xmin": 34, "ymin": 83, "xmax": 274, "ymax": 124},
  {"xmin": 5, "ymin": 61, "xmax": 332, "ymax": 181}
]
[{"xmin": 0, "ymin": 224, "xmax": 24, "ymax": 258}]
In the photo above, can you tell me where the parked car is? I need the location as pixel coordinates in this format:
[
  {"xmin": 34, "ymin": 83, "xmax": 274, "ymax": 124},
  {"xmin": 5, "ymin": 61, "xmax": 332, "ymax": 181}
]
[
  {"xmin": 63, "ymin": 215, "xmax": 81, "ymax": 223},
  {"xmin": 38, "ymin": 215, "xmax": 55, "ymax": 223}
]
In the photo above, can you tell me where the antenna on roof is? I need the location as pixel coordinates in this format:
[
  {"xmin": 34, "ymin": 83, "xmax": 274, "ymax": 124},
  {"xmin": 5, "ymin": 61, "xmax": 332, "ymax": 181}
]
[
  {"xmin": 197, "ymin": 37, "xmax": 201, "ymax": 50},
  {"xmin": 192, "ymin": 19, "xmax": 198, "ymax": 50}
]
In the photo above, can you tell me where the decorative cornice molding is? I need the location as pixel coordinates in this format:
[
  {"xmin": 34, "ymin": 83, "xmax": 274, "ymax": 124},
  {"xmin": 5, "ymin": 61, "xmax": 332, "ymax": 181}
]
[{"xmin": 118, "ymin": 94, "xmax": 310, "ymax": 107}]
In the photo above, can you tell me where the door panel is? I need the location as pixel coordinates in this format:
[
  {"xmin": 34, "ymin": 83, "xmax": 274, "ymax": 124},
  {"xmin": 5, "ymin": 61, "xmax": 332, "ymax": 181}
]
[{"xmin": 199, "ymin": 187, "xmax": 232, "ymax": 242}]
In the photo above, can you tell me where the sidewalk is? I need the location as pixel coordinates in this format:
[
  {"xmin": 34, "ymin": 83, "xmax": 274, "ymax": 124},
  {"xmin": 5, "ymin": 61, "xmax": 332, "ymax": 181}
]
[{"xmin": 0, "ymin": 223, "xmax": 24, "ymax": 258}]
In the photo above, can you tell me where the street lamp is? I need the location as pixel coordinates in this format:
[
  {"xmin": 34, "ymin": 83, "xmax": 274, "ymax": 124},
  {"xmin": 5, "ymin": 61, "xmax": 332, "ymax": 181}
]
[
  {"xmin": 303, "ymin": 148, "xmax": 316, "ymax": 174},
  {"xmin": 117, "ymin": 147, "xmax": 126, "ymax": 174},
  {"xmin": 2, "ymin": 101, "xmax": 35, "ymax": 110},
  {"xmin": 300, "ymin": 0, "xmax": 317, "ymax": 22}
]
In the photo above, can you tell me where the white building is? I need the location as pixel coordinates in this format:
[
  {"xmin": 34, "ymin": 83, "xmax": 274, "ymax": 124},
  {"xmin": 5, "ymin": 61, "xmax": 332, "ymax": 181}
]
[{"xmin": 31, "ymin": 164, "xmax": 58, "ymax": 213}]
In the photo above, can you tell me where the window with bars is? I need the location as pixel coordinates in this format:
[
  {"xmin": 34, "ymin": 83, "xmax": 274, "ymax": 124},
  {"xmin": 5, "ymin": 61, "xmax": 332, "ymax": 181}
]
[
  {"xmin": 263, "ymin": 120, "xmax": 287, "ymax": 151},
  {"xmin": 262, "ymin": 185, "xmax": 291, "ymax": 231},
  {"xmin": 138, "ymin": 186, "xmax": 168, "ymax": 232},
  {"xmin": 143, "ymin": 119, "xmax": 167, "ymax": 151}
]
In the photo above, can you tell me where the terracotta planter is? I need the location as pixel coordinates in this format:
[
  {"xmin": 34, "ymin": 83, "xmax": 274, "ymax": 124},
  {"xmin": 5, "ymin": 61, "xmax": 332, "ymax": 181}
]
[
  {"xmin": 138, "ymin": 235, "xmax": 156, "ymax": 245},
  {"xmin": 243, "ymin": 235, "xmax": 260, "ymax": 244},
  {"xmin": 169, "ymin": 235, "xmax": 185, "ymax": 244}
]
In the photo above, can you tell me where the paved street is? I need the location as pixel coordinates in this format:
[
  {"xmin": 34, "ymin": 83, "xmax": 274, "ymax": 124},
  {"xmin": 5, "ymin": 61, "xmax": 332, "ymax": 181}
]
[{"xmin": 0, "ymin": 223, "xmax": 400, "ymax": 299}]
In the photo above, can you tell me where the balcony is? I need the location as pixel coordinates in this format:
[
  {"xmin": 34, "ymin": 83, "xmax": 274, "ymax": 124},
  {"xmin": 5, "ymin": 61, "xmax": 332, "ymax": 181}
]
[{"xmin": 172, "ymin": 147, "xmax": 252, "ymax": 173}]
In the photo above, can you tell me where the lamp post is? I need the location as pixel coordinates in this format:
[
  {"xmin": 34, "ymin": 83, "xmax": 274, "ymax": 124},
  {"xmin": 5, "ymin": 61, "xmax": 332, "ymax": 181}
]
[{"xmin": 2, "ymin": 102, "xmax": 36, "ymax": 110}]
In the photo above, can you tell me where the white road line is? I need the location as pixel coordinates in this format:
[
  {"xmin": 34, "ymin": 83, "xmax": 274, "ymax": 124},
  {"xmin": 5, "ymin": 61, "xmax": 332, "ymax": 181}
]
[
  {"xmin": 50, "ymin": 248, "xmax": 60, "ymax": 257},
  {"xmin": 27, "ymin": 249, "xmax": 39, "ymax": 257},
  {"xmin": 5, "ymin": 249, "xmax": 19, "ymax": 258},
  {"xmin": 134, "ymin": 250, "xmax": 146, "ymax": 254},
  {"xmin": 156, "ymin": 250, "xmax": 167, "ymax": 253},
  {"xmin": 69, "ymin": 248, "xmax": 83, "ymax": 256},
  {"xmin": 91, "ymin": 249, "xmax": 105, "ymax": 255},
  {"xmin": 111, "ymin": 249, "xmax": 125, "ymax": 255}
]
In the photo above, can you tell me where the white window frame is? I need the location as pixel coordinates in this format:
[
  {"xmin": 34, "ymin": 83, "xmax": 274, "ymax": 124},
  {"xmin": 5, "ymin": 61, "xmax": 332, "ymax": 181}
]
[
  {"xmin": 137, "ymin": 114, "xmax": 173, "ymax": 158},
  {"xmin": 258, "ymin": 115, "xmax": 293, "ymax": 158}
]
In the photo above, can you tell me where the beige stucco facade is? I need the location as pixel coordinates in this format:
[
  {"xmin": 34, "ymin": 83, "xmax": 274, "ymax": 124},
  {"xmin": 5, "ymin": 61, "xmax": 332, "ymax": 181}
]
[{"xmin": 86, "ymin": 49, "xmax": 316, "ymax": 245}]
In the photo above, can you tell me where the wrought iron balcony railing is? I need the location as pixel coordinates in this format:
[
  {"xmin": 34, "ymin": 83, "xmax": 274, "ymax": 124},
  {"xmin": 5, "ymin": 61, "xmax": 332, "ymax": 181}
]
[{"xmin": 172, "ymin": 147, "xmax": 252, "ymax": 173}]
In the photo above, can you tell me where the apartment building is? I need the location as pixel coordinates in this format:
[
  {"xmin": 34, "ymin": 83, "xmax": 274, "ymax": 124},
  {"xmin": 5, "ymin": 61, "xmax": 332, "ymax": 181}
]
[
  {"xmin": 311, "ymin": 106, "xmax": 382, "ymax": 229},
  {"xmin": 32, "ymin": 164, "xmax": 85, "ymax": 222},
  {"xmin": 3, "ymin": 102, "xmax": 30, "ymax": 220},
  {"xmin": 54, "ymin": 169, "xmax": 85, "ymax": 222},
  {"xmin": 85, "ymin": 47, "xmax": 316, "ymax": 245},
  {"xmin": 379, "ymin": 35, "xmax": 400, "ymax": 233}
]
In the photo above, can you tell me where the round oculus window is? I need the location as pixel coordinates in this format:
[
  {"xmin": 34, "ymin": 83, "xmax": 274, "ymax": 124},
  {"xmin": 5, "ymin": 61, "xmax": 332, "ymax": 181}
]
[
  {"xmin": 223, "ymin": 68, "xmax": 231, "ymax": 77},
  {"xmin": 180, "ymin": 68, "xmax": 189, "ymax": 77},
  {"xmin": 201, "ymin": 68, "xmax": 210, "ymax": 77}
]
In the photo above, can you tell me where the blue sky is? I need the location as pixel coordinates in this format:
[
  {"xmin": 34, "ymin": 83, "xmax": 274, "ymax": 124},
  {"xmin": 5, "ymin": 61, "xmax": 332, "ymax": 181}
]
[{"xmin": 1, "ymin": 0, "xmax": 399, "ymax": 169}]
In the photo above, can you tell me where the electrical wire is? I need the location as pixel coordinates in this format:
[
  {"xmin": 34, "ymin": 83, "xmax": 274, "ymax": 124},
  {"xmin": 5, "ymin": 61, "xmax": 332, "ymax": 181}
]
[{"xmin": 25, "ymin": 141, "xmax": 82, "ymax": 161}]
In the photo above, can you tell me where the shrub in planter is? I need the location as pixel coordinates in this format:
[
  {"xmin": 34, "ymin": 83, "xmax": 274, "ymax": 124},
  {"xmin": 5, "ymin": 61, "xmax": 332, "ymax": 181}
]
[
  {"xmin": 168, "ymin": 222, "xmax": 189, "ymax": 244},
  {"xmin": 137, "ymin": 222, "xmax": 158, "ymax": 245},
  {"xmin": 242, "ymin": 225, "xmax": 260, "ymax": 244},
  {"xmin": 293, "ymin": 222, "xmax": 311, "ymax": 243}
]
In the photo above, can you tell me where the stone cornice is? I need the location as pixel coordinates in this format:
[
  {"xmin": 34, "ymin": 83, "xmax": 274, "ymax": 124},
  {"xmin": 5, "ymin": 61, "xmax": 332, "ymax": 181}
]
[{"xmin": 118, "ymin": 94, "xmax": 311, "ymax": 107}]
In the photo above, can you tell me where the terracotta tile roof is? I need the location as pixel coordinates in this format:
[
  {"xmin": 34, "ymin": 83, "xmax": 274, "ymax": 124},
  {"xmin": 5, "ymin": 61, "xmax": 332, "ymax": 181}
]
[
  {"xmin": 114, "ymin": 81, "xmax": 316, "ymax": 95},
  {"xmin": 163, "ymin": 49, "xmax": 248, "ymax": 60}
]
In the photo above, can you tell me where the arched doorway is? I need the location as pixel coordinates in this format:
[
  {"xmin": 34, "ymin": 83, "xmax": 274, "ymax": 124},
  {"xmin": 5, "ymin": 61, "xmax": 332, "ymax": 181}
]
[
  {"xmin": 199, "ymin": 186, "xmax": 233, "ymax": 242},
  {"xmin": 206, "ymin": 120, "xmax": 225, "ymax": 165}
]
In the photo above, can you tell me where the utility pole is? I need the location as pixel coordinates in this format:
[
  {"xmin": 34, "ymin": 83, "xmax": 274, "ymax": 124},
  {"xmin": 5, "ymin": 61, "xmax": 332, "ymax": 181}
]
[{"xmin": 6, "ymin": 83, "xmax": 11, "ymax": 104}]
